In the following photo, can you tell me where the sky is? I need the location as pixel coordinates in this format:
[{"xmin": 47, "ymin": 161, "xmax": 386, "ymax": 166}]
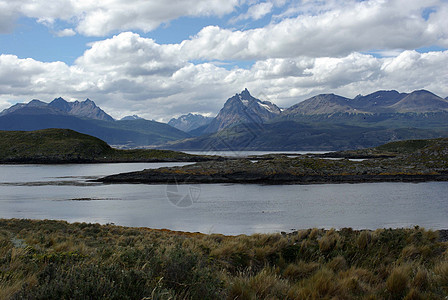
[{"xmin": 0, "ymin": 0, "xmax": 447, "ymax": 121}]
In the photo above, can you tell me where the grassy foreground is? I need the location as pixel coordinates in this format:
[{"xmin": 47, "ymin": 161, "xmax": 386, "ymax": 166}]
[{"xmin": 1, "ymin": 219, "xmax": 447, "ymax": 299}]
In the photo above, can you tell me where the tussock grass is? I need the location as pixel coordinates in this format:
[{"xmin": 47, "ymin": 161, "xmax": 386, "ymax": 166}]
[{"xmin": 0, "ymin": 219, "xmax": 447, "ymax": 299}]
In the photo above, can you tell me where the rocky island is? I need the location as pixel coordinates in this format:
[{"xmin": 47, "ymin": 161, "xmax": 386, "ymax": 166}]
[{"xmin": 99, "ymin": 138, "xmax": 448, "ymax": 184}]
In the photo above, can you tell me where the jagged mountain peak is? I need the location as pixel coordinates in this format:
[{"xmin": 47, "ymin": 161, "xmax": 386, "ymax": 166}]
[
  {"xmin": 203, "ymin": 89, "xmax": 281, "ymax": 133},
  {"xmin": 49, "ymin": 97, "xmax": 72, "ymax": 112},
  {"xmin": 239, "ymin": 88, "xmax": 252, "ymax": 99},
  {"xmin": 2, "ymin": 97, "xmax": 114, "ymax": 121}
]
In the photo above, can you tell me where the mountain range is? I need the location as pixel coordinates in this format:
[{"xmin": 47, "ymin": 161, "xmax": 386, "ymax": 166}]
[
  {"xmin": 1, "ymin": 89, "xmax": 448, "ymax": 150},
  {"xmin": 0, "ymin": 97, "xmax": 114, "ymax": 121},
  {"xmin": 0, "ymin": 98, "xmax": 189, "ymax": 147},
  {"xmin": 164, "ymin": 89, "xmax": 448, "ymax": 151}
]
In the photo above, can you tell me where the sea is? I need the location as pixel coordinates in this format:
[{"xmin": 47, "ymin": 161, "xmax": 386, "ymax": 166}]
[{"xmin": 0, "ymin": 154, "xmax": 447, "ymax": 235}]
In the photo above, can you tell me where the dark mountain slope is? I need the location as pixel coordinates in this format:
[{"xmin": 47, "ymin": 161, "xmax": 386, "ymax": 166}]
[{"xmin": 164, "ymin": 120, "xmax": 447, "ymax": 151}]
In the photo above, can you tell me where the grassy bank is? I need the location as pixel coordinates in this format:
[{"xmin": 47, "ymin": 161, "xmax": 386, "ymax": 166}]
[{"xmin": 1, "ymin": 219, "xmax": 447, "ymax": 299}]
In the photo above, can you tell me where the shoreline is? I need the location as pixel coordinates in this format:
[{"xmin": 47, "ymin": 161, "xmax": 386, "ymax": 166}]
[
  {"xmin": 98, "ymin": 171, "xmax": 448, "ymax": 185},
  {"xmin": 1, "ymin": 218, "xmax": 448, "ymax": 240}
]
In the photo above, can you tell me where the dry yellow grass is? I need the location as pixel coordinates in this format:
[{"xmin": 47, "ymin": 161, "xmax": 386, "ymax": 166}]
[{"xmin": 0, "ymin": 219, "xmax": 447, "ymax": 299}]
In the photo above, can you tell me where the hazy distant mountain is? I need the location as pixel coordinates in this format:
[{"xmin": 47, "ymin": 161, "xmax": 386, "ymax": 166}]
[
  {"xmin": 0, "ymin": 99, "xmax": 61, "ymax": 116},
  {"xmin": 1, "ymin": 97, "xmax": 114, "ymax": 121},
  {"xmin": 203, "ymin": 88, "xmax": 281, "ymax": 133},
  {"xmin": 283, "ymin": 90, "xmax": 448, "ymax": 117},
  {"xmin": 168, "ymin": 113, "xmax": 213, "ymax": 132},
  {"xmin": 121, "ymin": 115, "xmax": 144, "ymax": 121}
]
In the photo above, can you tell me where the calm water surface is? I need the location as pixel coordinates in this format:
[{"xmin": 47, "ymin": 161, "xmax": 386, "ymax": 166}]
[
  {"xmin": 184, "ymin": 150, "xmax": 327, "ymax": 157},
  {"xmin": 0, "ymin": 163, "xmax": 447, "ymax": 235}
]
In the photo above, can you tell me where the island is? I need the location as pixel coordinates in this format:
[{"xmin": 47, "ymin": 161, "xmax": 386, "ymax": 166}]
[{"xmin": 98, "ymin": 138, "xmax": 448, "ymax": 184}]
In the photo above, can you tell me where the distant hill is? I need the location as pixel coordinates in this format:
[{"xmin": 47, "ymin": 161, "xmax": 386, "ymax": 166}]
[
  {"xmin": 168, "ymin": 113, "xmax": 213, "ymax": 132},
  {"xmin": 0, "ymin": 129, "xmax": 204, "ymax": 163},
  {"xmin": 0, "ymin": 98, "xmax": 190, "ymax": 147}
]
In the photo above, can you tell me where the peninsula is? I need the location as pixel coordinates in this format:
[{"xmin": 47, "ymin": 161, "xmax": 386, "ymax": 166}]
[{"xmin": 0, "ymin": 129, "xmax": 217, "ymax": 163}]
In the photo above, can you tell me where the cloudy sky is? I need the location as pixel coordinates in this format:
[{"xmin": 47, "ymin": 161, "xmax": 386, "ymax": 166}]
[{"xmin": 0, "ymin": 0, "xmax": 447, "ymax": 121}]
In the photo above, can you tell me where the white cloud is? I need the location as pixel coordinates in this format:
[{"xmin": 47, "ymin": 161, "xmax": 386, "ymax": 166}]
[
  {"xmin": 233, "ymin": 2, "xmax": 274, "ymax": 22},
  {"xmin": 0, "ymin": 1, "xmax": 448, "ymax": 121},
  {"xmin": 0, "ymin": 0, "xmax": 241, "ymax": 36},
  {"xmin": 0, "ymin": 2, "xmax": 18, "ymax": 33},
  {"xmin": 181, "ymin": 0, "xmax": 447, "ymax": 60},
  {"xmin": 1, "ymin": 32, "xmax": 448, "ymax": 121},
  {"xmin": 55, "ymin": 28, "xmax": 76, "ymax": 37}
]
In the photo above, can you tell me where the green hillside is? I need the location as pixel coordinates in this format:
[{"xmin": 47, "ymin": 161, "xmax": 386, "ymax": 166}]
[{"xmin": 0, "ymin": 129, "xmax": 208, "ymax": 163}]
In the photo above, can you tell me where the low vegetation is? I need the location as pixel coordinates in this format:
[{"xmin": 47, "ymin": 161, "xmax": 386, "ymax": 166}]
[
  {"xmin": 1, "ymin": 219, "xmax": 447, "ymax": 299},
  {"xmin": 0, "ymin": 129, "xmax": 213, "ymax": 163}
]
